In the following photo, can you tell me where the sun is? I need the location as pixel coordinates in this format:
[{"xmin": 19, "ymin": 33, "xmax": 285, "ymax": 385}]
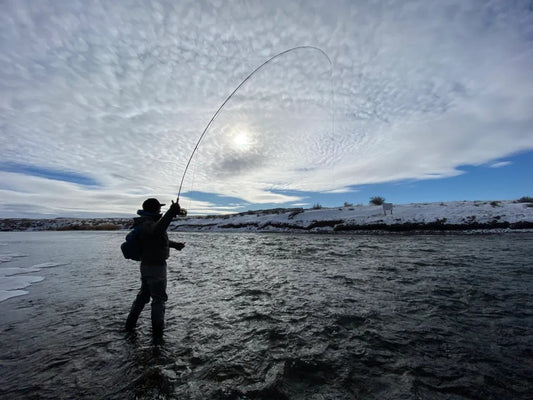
[{"xmin": 231, "ymin": 130, "xmax": 252, "ymax": 151}]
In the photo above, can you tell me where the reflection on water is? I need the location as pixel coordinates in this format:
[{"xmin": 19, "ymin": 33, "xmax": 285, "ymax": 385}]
[{"xmin": 0, "ymin": 231, "xmax": 532, "ymax": 399}]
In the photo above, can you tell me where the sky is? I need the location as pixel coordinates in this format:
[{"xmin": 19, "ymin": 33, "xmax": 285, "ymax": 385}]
[{"xmin": 1, "ymin": 0, "xmax": 532, "ymax": 218}]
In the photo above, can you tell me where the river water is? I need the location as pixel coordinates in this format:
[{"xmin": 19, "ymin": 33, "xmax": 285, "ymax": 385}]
[{"xmin": 0, "ymin": 231, "xmax": 532, "ymax": 399}]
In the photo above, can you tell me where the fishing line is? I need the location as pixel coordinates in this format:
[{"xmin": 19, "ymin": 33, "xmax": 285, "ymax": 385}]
[{"xmin": 177, "ymin": 45, "xmax": 333, "ymax": 202}]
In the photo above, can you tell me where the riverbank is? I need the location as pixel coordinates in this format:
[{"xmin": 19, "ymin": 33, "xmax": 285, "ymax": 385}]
[
  {"xmin": 1, "ymin": 199, "xmax": 532, "ymax": 233},
  {"xmin": 172, "ymin": 200, "xmax": 533, "ymax": 233},
  {"xmin": 0, "ymin": 218, "xmax": 130, "ymax": 232}
]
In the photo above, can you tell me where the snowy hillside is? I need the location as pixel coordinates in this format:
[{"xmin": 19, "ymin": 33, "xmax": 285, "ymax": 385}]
[
  {"xmin": 170, "ymin": 200, "xmax": 533, "ymax": 233},
  {"xmin": 1, "ymin": 200, "xmax": 532, "ymax": 233}
]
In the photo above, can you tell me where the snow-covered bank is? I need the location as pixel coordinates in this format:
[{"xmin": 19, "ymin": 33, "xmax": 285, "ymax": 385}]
[
  {"xmin": 1, "ymin": 200, "xmax": 532, "ymax": 233},
  {"xmin": 170, "ymin": 200, "xmax": 533, "ymax": 233},
  {"xmin": 0, "ymin": 218, "xmax": 130, "ymax": 232}
]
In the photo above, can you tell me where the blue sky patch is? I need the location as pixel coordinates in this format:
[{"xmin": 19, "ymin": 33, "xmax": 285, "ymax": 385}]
[{"xmin": 0, "ymin": 162, "xmax": 100, "ymax": 187}]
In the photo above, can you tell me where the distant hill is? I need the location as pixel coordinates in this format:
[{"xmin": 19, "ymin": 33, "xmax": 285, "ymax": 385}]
[
  {"xmin": 0, "ymin": 218, "xmax": 131, "ymax": 232},
  {"xmin": 2, "ymin": 200, "xmax": 532, "ymax": 233}
]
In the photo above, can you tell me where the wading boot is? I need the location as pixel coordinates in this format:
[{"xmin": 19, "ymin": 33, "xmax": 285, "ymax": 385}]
[{"xmin": 125, "ymin": 301, "xmax": 145, "ymax": 331}]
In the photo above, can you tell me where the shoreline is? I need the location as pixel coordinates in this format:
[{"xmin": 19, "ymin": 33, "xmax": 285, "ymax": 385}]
[{"xmin": 1, "ymin": 199, "xmax": 532, "ymax": 234}]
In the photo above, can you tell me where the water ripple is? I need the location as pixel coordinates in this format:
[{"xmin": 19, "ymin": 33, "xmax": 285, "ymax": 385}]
[{"xmin": 0, "ymin": 232, "xmax": 532, "ymax": 399}]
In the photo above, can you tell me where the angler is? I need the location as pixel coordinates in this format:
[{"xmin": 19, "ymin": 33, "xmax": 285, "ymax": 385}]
[{"xmin": 124, "ymin": 198, "xmax": 185, "ymax": 339}]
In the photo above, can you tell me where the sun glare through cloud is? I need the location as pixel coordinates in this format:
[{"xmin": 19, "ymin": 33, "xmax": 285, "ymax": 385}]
[{"xmin": 231, "ymin": 129, "xmax": 253, "ymax": 152}]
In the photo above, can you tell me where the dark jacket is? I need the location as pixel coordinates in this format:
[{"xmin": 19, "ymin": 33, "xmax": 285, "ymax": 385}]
[{"xmin": 133, "ymin": 207, "xmax": 179, "ymax": 278}]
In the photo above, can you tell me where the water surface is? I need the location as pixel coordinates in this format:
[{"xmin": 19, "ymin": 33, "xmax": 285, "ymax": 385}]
[{"xmin": 0, "ymin": 231, "xmax": 532, "ymax": 399}]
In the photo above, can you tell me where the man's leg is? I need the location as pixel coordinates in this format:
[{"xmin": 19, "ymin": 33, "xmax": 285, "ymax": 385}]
[
  {"xmin": 147, "ymin": 277, "xmax": 168, "ymax": 337},
  {"xmin": 125, "ymin": 278, "xmax": 151, "ymax": 331}
]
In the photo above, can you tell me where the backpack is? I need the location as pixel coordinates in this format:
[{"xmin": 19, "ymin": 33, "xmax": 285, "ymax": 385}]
[{"xmin": 120, "ymin": 224, "xmax": 143, "ymax": 261}]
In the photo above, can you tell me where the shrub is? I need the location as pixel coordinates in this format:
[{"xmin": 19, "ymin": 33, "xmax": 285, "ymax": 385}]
[
  {"xmin": 93, "ymin": 224, "xmax": 122, "ymax": 231},
  {"xmin": 369, "ymin": 196, "xmax": 385, "ymax": 206},
  {"xmin": 517, "ymin": 196, "xmax": 533, "ymax": 203},
  {"xmin": 343, "ymin": 202, "xmax": 353, "ymax": 207},
  {"xmin": 490, "ymin": 201, "xmax": 501, "ymax": 207},
  {"xmin": 312, "ymin": 203, "xmax": 322, "ymax": 209}
]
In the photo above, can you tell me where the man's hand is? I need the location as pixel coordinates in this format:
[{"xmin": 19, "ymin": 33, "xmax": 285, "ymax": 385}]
[{"xmin": 168, "ymin": 199, "xmax": 181, "ymax": 217}]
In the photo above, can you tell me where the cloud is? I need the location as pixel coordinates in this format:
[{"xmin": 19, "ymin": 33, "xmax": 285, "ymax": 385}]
[
  {"xmin": 1, "ymin": 0, "xmax": 532, "ymax": 217},
  {"xmin": 489, "ymin": 161, "xmax": 512, "ymax": 169}
]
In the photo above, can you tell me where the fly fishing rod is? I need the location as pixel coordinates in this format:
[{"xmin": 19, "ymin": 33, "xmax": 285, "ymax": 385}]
[{"xmin": 176, "ymin": 45, "xmax": 333, "ymax": 202}]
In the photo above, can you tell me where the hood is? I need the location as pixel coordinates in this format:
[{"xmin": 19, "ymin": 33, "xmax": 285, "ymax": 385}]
[
  {"xmin": 133, "ymin": 210, "xmax": 161, "ymax": 226},
  {"xmin": 137, "ymin": 209, "xmax": 161, "ymax": 217}
]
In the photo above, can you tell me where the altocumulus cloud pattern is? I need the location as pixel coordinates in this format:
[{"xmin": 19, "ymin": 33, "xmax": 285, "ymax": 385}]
[{"xmin": 1, "ymin": 0, "xmax": 532, "ymax": 217}]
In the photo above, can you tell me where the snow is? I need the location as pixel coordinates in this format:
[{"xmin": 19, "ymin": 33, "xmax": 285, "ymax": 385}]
[{"xmin": 170, "ymin": 200, "xmax": 533, "ymax": 233}]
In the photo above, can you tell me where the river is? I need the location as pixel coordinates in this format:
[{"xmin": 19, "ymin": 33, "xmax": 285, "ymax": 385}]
[{"xmin": 0, "ymin": 231, "xmax": 532, "ymax": 399}]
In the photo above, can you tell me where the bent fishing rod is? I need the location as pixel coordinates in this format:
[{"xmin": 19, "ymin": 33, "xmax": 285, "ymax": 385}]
[{"xmin": 176, "ymin": 45, "xmax": 333, "ymax": 203}]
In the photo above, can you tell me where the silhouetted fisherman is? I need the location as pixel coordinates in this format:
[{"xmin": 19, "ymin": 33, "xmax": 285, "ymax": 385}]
[{"xmin": 125, "ymin": 198, "xmax": 184, "ymax": 338}]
